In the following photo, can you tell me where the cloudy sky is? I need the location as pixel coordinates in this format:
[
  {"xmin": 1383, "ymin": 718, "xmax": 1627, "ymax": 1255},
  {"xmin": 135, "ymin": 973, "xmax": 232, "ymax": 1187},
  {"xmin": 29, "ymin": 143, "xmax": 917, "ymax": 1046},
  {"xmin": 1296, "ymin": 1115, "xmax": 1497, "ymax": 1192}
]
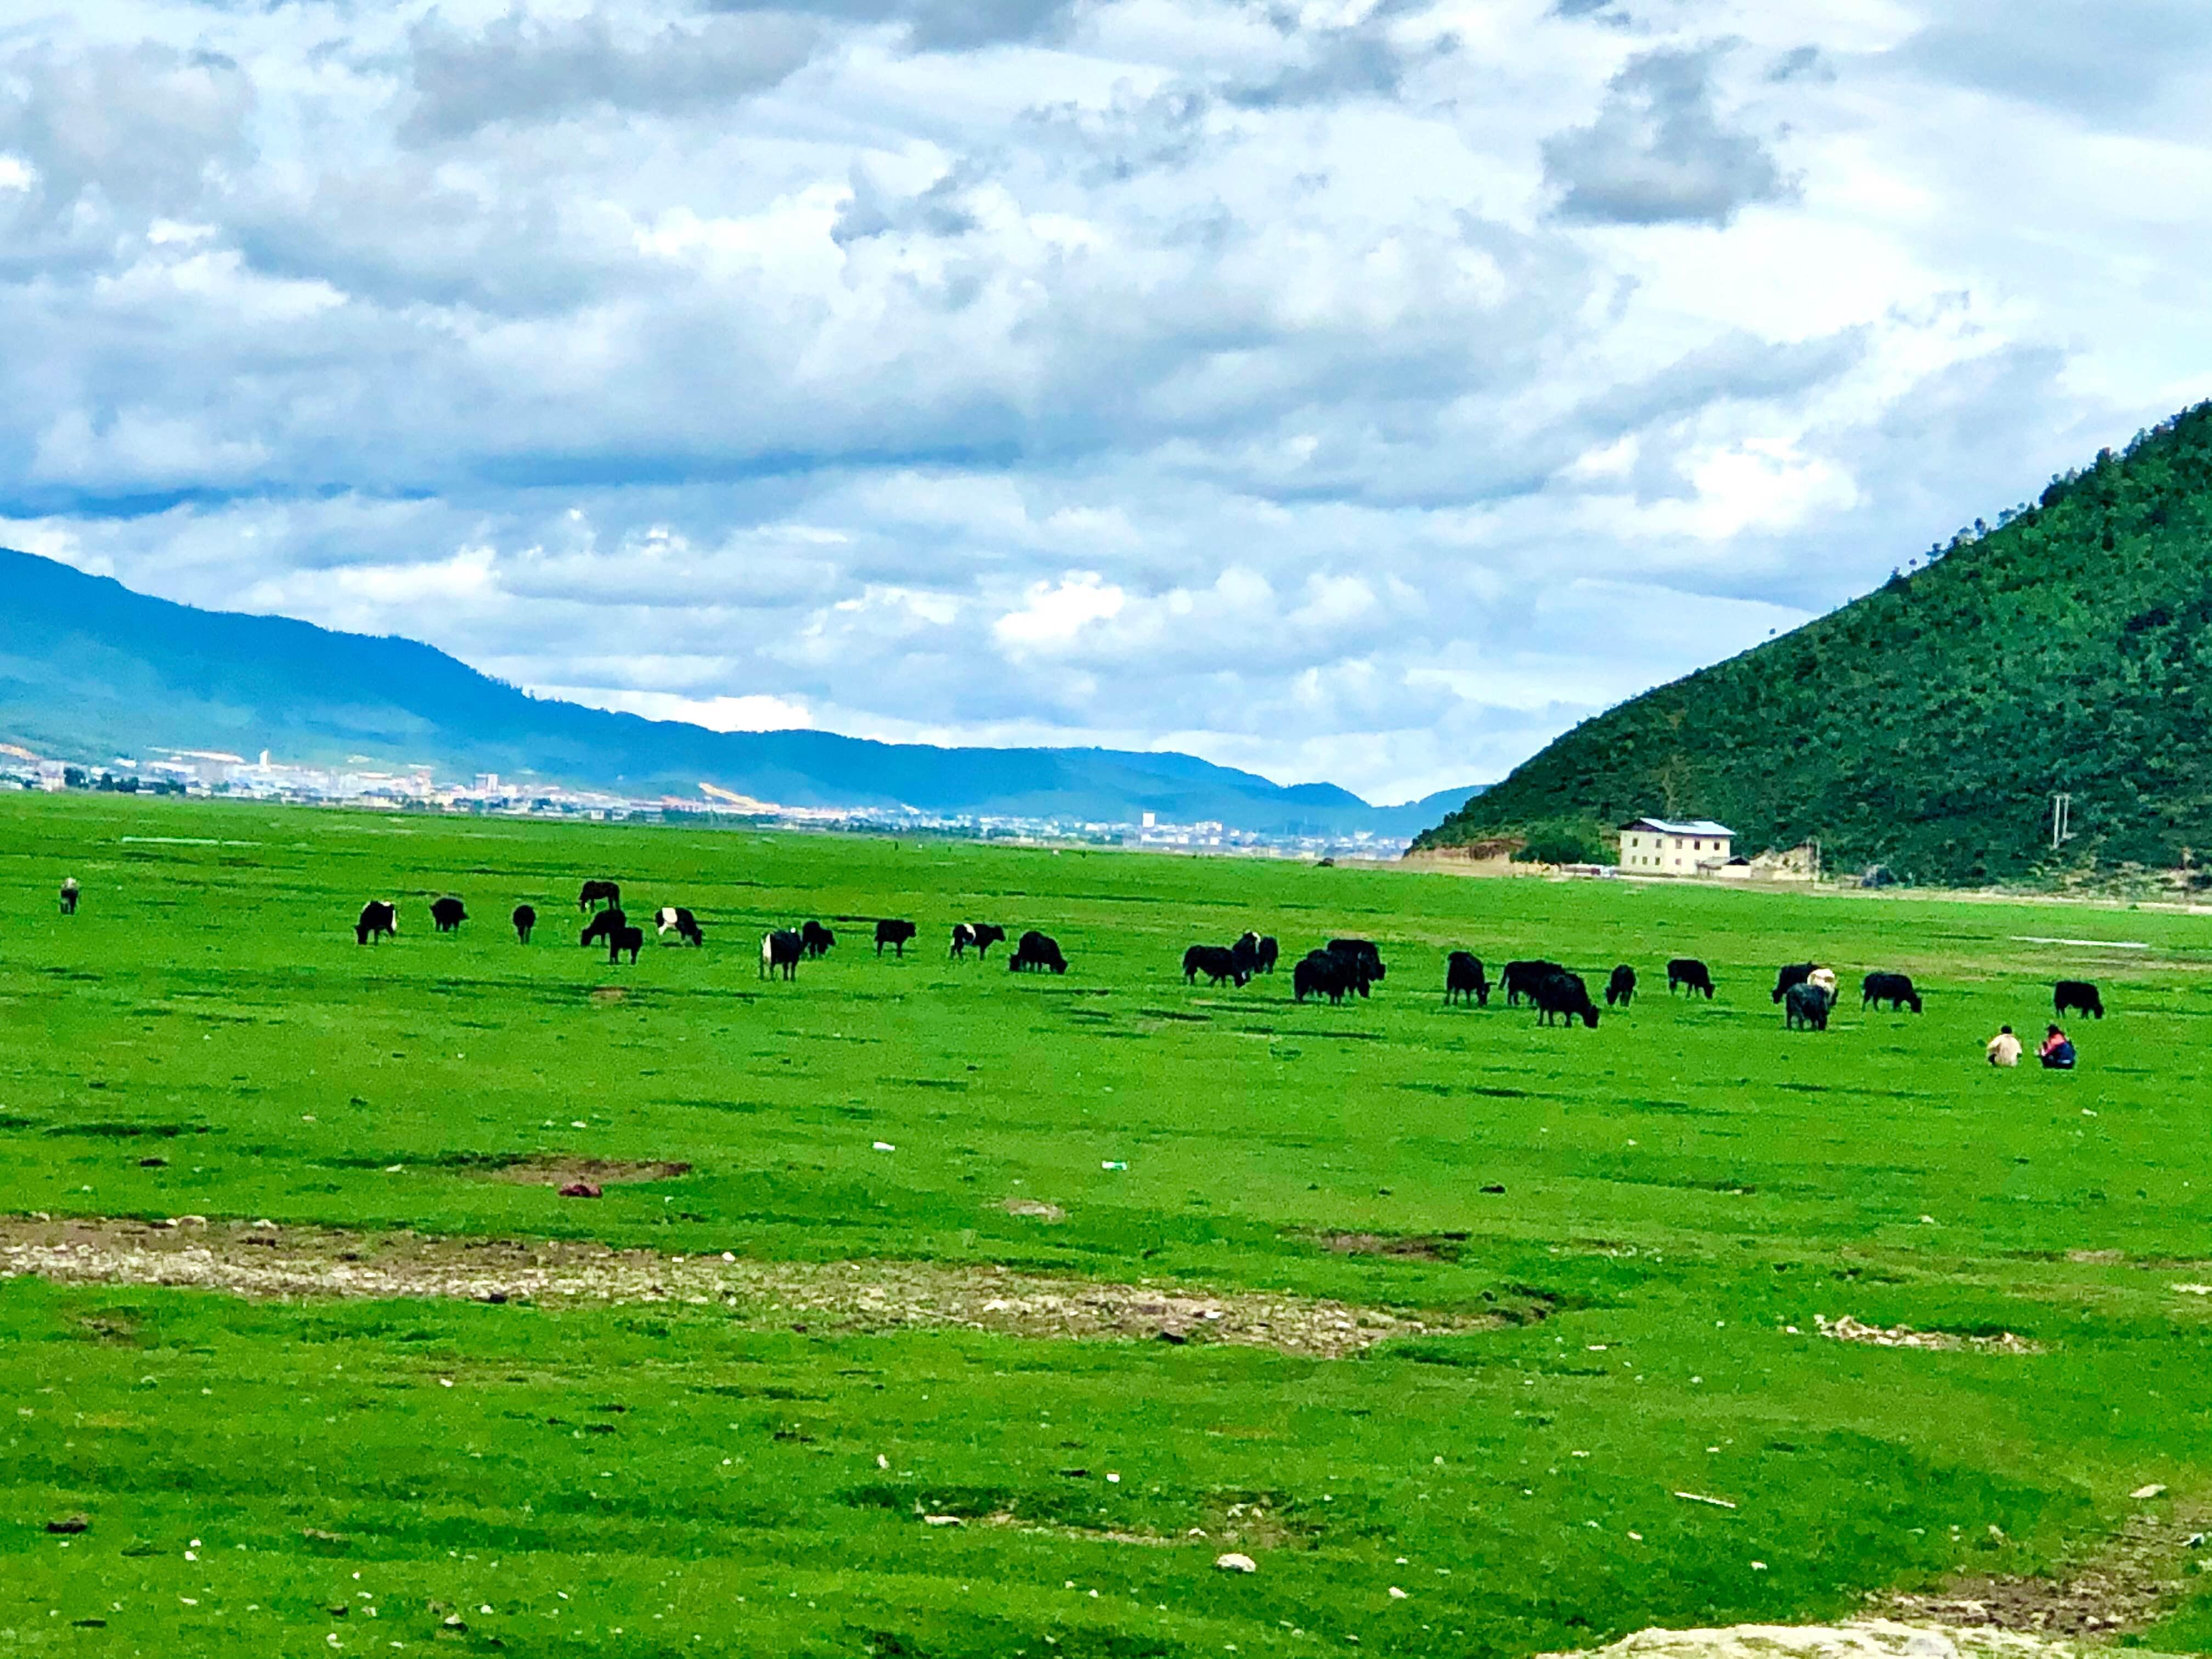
[{"xmin": 3, "ymin": 0, "xmax": 2208, "ymax": 802}]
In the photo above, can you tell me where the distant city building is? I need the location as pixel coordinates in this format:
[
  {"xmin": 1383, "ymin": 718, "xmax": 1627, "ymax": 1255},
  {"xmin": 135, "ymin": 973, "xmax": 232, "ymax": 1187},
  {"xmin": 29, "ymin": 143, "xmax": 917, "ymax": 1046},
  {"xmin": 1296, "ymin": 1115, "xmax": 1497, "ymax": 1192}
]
[{"xmin": 1620, "ymin": 817, "xmax": 1734, "ymax": 876}]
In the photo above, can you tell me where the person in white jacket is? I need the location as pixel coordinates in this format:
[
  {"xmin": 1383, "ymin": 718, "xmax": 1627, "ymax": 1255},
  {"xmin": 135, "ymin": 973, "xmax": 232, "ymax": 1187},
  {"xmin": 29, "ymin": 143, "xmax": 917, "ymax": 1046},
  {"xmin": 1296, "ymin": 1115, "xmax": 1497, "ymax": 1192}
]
[{"xmin": 1987, "ymin": 1025, "xmax": 2022, "ymax": 1067}]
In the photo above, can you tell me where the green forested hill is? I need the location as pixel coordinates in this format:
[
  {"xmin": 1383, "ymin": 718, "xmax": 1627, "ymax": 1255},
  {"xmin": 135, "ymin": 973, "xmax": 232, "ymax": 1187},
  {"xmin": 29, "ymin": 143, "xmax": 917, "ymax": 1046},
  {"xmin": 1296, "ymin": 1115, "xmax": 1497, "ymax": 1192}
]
[{"xmin": 1415, "ymin": 402, "xmax": 2212, "ymax": 884}]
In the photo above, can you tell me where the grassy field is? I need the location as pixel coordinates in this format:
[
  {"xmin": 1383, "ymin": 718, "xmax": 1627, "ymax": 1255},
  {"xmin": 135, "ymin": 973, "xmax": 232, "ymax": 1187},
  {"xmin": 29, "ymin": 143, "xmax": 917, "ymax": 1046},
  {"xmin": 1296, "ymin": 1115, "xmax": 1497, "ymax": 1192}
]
[{"xmin": 7, "ymin": 792, "xmax": 2212, "ymax": 1657}]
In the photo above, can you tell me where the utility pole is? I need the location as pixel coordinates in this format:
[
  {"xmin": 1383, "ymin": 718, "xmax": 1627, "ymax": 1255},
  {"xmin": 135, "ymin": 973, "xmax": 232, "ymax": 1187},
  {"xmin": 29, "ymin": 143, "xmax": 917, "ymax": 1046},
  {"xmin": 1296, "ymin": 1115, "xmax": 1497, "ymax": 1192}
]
[{"xmin": 2050, "ymin": 793, "xmax": 2073, "ymax": 853}]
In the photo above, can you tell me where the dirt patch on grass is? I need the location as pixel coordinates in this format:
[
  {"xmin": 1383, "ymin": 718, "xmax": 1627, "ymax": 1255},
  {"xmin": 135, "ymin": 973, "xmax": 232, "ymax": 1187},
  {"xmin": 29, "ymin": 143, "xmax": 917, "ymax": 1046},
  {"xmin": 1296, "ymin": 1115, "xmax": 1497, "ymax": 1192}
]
[
  {"xmin": 1544, "ymin": 1620, "xmax": 2170, "ymax": 1659},
  {"xmin": 0, "ymin": 1215, "xmax": 1488, "ymax": 1360},
  {"xmin": 1876, "ymin": 1501, "xmax": 2209, "ymax": 1638},
  {"xmin": 1816, "ymin": 1314, "xmax": 2041, "ymax": 1355},
  {"xmin": 1000, "ymin": 1198, "xmax": 1066, "ymax": 1222},
  {"xmin": 1317, "ymin": 1230, "xmax": 1469, "ymax": 1262},
  {"xmin": 483, "ymin": 1158, "xmax": 693, "ymax": 1187}
]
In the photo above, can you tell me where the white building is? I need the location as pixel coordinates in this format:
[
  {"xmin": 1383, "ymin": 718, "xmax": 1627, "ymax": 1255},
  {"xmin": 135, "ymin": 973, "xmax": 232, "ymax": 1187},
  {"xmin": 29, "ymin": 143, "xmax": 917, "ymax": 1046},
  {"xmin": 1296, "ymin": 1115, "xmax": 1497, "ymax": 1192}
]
[{"xmin": 1619, "ymin": 817, "xmax": 1735, "ymax": 876}]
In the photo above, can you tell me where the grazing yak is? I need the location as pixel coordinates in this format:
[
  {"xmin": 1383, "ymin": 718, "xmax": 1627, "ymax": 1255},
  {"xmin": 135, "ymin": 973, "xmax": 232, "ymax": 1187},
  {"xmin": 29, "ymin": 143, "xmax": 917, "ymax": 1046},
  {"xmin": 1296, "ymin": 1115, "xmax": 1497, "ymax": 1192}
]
[
  {"xmin": 1319, "ymin": 942, "xmax": 1384, "ymax": 1000},
  {"xmin": 800, "ymin": 920, "xmax": 836, "ymax": 958},
  {"xmin": 874, "ymin": 919, "xmax": 918, "ymax": 957},
  {"xmin": 1500, "ymin": 960, "xmax": 1565, "ymax": 1006},
  {"xmin": 2055, "ymin": 980, "xmax": 2105, "ymax": 1019},
  {"xmin": 580, "ymin": 907, "xmax": 628, "ymax": 949},
  {"xmin": 1668, "ymin": 958, "xmax": 1714, "ymax": 998},
  {"xmin": 1328, "ymin": 939, "xmax": 1385, "ymax": 981},
  {"xmin": 431, "ymin": 896, "xmax": 468, "ymax": 933},
  {"xmin": 58, "ymin": 878, "xmax": 78, "ymax": 916},
  {"xmin": 1294, "ymin": 949, "xmax": 1352, "ymax": 1005},
  {"xmin": 656, "ymin": 907, "xmax": 704, "ymax": 946},
  {"xmin": 578, "ymin": 880, "xmax": 621, "ymax": 913},
  {"xmin": 1233, "ymin": 932, "xmax": 1281, "ymax": 977},
  {"xmin": 356, "ymin": 900, "xmax": 398, "ymax": 945},
  {"xmin": 950, "ymin": 922, "xmax": 1007, "ymax": 960},
  {"xmin": 1009, "ymin": 930, "xmax": 1068, "ymax": 974},
  {"xmin": 1444, "ymin": 951, "xmax": 1489, "ymax": 1007},
  {"xmin": 1533, "ymin": 970, "xmax": 1600, "ymax": 1029},
  {"xmin": 1771, "ymin": 963, "xmax": 1820, "ymax": 1003},
  {"xmin": 512, "ymin": 904, "xmax": 536, "ymax": 944},
  {"xmin": 1861, "ymin": 972, "xmax": 1922, "ymax": 1013},
  {"xmin": 608, "ymin": 924, "xmax": 645, "ymax": 964},
  {"xmin": 759, "ymin": 929, "xmax": 803, "ymax": 980},
  {"xmin": 1184, "ymin": 944, "xmax": 1246, "ymax": 987},
  {"xmin": 1606, "ymin": 964, "xmax": 1637, "ymax": 1007},
  {"xmin": 1785, "ymin": 982, "xmax": 1832, "ymax": 1031}
]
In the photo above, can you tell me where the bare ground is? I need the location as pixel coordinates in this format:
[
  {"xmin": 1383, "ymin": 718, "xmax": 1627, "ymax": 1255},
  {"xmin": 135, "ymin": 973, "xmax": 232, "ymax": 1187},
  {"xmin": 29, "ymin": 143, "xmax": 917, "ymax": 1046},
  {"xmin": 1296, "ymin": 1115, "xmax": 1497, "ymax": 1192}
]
[
  {"xmin": 1544, "ymin": 1620, "xmax": 2176, "ymax": 1659},
  {"xmin": 1874, "ymin": 1501, "xmax": 2211, "ymax": 1638},
  {"xmin": 0, "ymin": 1214, "xmax": 1488, "ymax": 1359},
  {"xmin": 1816, "ymin": 1315, "xmax": 2041, "ymax": 1356}
]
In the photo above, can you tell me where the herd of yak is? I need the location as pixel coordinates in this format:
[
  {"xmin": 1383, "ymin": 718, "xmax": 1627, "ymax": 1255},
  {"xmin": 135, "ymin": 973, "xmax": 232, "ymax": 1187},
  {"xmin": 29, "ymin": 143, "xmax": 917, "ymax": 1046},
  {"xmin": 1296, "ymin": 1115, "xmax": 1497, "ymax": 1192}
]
[
  {"xmin": 345, "ymin": 882, "xmax": 1070, "ymax": 980},
  {"xmin": 59, "ymin": 873, "xmax": 2112, "ymax": 1028}
]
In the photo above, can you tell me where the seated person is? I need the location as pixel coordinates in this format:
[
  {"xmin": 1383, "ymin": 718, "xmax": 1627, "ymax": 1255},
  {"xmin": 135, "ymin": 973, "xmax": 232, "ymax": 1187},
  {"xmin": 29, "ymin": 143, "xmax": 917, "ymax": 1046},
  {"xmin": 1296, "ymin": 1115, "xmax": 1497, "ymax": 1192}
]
[
  {"xmin": 1986, "ymin": 1025, "xmax": 2022, "ymax": 1067},
  {"xmin": 2038, "ymin": 1025, "xmax": 2076, "ymax": 1070}
]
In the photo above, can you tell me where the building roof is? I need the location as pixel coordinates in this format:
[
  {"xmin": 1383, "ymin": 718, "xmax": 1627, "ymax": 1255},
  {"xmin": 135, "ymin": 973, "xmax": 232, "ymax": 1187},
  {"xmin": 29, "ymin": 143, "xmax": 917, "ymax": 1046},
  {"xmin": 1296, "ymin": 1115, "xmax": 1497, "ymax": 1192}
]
[{"xmin": 1620, "ymin": 817, "xmax": 1736, "ymax": 838}]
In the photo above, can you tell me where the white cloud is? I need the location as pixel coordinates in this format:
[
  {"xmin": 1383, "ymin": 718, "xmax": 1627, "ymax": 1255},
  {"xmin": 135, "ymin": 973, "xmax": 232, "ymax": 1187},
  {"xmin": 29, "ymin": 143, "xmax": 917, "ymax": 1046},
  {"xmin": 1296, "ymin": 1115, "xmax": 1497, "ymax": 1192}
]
[
  {"xmin": 0, "ymin": 0, "xmax": 2202, "ymax": 798},
  {"xmin": 992, "ymin": 571, "xmax": 1127, "ymax": 648}
]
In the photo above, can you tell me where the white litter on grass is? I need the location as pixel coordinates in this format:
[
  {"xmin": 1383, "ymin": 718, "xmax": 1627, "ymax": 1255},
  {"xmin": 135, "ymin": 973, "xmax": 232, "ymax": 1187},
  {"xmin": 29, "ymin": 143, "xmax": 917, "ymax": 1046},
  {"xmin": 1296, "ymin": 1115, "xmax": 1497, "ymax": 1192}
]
[
  {"xmin": 2172, "ymin": 1284, "xmax": 2212, "ymax": 1295},
  {"xmin": 2132, "ymin": 1483, "xmax": 2168, "ymax": 1499},
  {"xmin": 1389, "ymin": 1587, "xmax": 1408, "ymax": 1600},
  {"xmin": 923, "ymin": 1515, "xmax": 963, "ymax": 1527},
  {"xmin": 1674, "ymin": 1492, "xmax": 1737, "ymax": 1510},
  {"xmin": 1216, "ymin": 1553, "xmax": 1257, "ymax": 1573},
  {"xmin": 873, "ymin": 1142, "xmax": 895, "ymax": 1153},
  {"xmin": 2011, "ymin": 936, "xmax": 2149, "ymax": 949},
  {"xmin": 1102, "ymin": 1161, "xmax": 1128, "ymax": 1171}
]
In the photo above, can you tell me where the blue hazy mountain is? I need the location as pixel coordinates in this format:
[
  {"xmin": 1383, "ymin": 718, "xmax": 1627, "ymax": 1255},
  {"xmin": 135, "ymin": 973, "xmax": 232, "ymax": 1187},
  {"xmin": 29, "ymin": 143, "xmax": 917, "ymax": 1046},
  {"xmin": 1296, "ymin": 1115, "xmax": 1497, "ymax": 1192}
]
[{"xmin": 0, "ymin": 548, "xmax": 1480, "ymax": 837}]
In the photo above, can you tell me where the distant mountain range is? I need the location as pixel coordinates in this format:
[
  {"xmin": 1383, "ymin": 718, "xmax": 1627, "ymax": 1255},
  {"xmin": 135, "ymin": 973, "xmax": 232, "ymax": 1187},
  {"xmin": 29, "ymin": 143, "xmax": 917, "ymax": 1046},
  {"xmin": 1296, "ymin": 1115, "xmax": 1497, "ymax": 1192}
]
[{"xmin": 0, "ymin": 548, "xmax": 1477, "ymax": 839}]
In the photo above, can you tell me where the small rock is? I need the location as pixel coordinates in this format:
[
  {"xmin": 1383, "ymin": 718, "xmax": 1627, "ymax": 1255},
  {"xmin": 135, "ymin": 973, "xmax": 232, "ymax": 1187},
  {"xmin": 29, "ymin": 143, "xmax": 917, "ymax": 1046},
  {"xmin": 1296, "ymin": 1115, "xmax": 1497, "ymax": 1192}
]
[
  {"xmin": 558, "ymin": 1181, "xmax": 602, "ymax": 1199},
  {"xmin": 1388, "ymin": 1586, "xmax": 1407, "ymax": 1599},
  {"xmin": 176, "ymin": 1215, "xmax": 207, "ymax": 1228},
  {"xmin": 2132, "ymin": 1483, "xmax": 2167, "ymax": 1499},
  {"xmin": 45, "ymin": 1514, "xmax": 89, "ymax": 1535},
  {"xmin": 443, "ymin": 1614, "xmax": 467, "ymax": 1630},
  {"xmin": 1155, "ymin": 1327, "xmax": 1188, "ymax": 1345},
  {"xmin": 1216, "ymin": 1552, "xmax": 1258, "ymax": 1573}
]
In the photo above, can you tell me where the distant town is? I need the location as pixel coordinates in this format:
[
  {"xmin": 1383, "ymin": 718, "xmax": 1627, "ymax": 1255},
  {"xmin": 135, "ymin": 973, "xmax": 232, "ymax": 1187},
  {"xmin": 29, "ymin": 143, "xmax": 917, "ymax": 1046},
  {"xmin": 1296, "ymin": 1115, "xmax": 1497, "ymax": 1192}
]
[{"xmin": 0, "ymin": 742, "xmax": 1408, "ymax": 860}]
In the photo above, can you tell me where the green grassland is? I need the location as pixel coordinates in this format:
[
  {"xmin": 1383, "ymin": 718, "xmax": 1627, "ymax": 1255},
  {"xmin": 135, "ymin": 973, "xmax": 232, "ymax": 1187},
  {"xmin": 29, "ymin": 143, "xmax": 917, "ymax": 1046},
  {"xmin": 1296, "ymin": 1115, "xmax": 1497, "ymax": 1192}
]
[{"xmin": 8, "ymin": 792, "xmax": 2212, "ymax": 1657}]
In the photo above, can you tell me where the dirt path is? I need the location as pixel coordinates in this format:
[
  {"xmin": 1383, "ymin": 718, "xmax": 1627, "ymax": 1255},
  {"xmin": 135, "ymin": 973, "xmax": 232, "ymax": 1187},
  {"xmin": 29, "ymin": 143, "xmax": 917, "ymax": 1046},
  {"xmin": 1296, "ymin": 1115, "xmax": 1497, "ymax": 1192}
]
[{"xmin": 0, "ymin": 1215, "xmax": 1490, "ymax": 1359}]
